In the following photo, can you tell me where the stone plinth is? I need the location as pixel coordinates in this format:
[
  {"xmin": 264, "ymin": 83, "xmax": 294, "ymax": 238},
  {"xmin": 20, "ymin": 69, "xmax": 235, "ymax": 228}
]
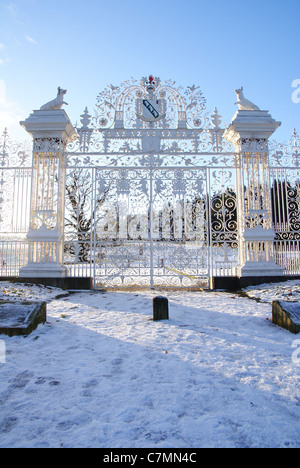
[
  {"xmin": 0, "ymin": 301, "xmax": 46, "ymax": 336},
  {"xmin": 236, "ymin": 226, "xmax": 283, "ymax": 277},
  {"xmin": 272, "ymin": 301, "xmax": 300, "ymax": 334}
]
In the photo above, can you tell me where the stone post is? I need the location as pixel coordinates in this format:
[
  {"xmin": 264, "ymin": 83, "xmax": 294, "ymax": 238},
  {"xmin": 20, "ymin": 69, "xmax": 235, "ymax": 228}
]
[
  {"xmin": 224, "ymin": 109, "xmax": 284, "ymax": 277},
  {"xmin": 153, "ymin": 296, "xmax": 169, "ymax": 321},
  {"xmin": 19, "ymin": 109, "xmax": 77, "ymax": 278}
]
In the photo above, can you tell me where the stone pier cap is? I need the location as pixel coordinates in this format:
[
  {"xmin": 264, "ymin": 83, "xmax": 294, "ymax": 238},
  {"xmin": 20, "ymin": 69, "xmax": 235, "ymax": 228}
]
[
  {"xmin": 224, "ymin": 109, "xmax": 281, "ymax": 142},
  {"xmin": 20, "ymin": 109, "xmax": 77, "ymax": 141}
]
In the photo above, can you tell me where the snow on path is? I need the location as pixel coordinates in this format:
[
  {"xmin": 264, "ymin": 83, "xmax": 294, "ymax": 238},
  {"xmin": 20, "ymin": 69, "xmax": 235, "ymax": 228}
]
[{"xmin": 0, "ymin": 280, "xmax": 299, "ymax": 448}]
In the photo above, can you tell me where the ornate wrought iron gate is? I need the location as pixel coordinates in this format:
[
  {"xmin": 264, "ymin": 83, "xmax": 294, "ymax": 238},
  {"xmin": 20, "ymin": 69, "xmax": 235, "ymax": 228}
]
[
  {"xmin": 63, "ymin": 76, "xmax": 238, "ymax": 289},
  {"xmin": 64, "ymin": 163, "xmax": 238, "ymax": 290},
  {"xmin": 269, "ymin": 131, "xmax": 300, "ymax": 274}
]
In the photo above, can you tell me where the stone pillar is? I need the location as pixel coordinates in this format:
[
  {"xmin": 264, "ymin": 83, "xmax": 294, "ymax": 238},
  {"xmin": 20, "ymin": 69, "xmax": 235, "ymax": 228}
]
[
  {"xmin": 19, "ymin": 110, "xmax": 77, "ymax": 278},
  {"xmin": 224, "ymin": 110, "xmax": 284, "ymax": 277}
]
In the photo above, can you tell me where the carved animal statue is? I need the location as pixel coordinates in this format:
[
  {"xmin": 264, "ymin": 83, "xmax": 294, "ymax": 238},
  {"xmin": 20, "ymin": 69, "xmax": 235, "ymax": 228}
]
[
  {"xmin": 40, "ymin": 87, "xmax": 68, "ymax": 110},
  {"xmin": 235, "ymin": 87, "xmax": 260, "ymax": 111}
]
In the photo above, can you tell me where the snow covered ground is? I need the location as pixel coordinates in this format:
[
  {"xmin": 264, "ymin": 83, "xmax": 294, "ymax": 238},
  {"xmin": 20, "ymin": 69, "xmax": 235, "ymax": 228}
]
[{"xmin": 0, "ymin": 279, "xmax": 300, "ymax": 448}]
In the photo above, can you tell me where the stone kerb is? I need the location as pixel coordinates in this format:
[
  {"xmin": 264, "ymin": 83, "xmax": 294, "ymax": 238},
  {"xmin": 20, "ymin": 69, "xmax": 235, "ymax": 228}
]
[
  {"xmin": 0, "ymin": 301, "xmax": 47, "ymax": 336},
  {"xmin": 272, "ymin": 301, "xmax": 300, "ymax": 334}
]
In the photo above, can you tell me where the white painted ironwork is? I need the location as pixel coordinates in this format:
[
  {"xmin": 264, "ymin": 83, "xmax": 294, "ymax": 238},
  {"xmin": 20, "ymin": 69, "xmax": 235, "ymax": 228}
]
[
  {"xmin": 64, "ymin": 77, "xmax": 238, "ymax": 289},
  {"xmin": 269, "ymin": 129, "xmax": 300, "ymax": 275},
  {"xmin": 0, "ymin": 129, "xmax": 32, "ymax": 276}
]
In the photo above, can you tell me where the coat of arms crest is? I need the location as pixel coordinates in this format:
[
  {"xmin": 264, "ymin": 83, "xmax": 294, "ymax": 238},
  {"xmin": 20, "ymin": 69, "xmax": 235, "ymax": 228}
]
[{"xmin": 136, "ymin": 75, "xmax": 166, "ymax": 123}]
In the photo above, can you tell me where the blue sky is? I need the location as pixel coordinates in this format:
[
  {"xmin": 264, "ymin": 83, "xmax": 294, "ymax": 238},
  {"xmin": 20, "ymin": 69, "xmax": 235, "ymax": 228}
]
[{"xmin": 0, "ymin": 0, "xmax": 299, "ymax": 142}]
